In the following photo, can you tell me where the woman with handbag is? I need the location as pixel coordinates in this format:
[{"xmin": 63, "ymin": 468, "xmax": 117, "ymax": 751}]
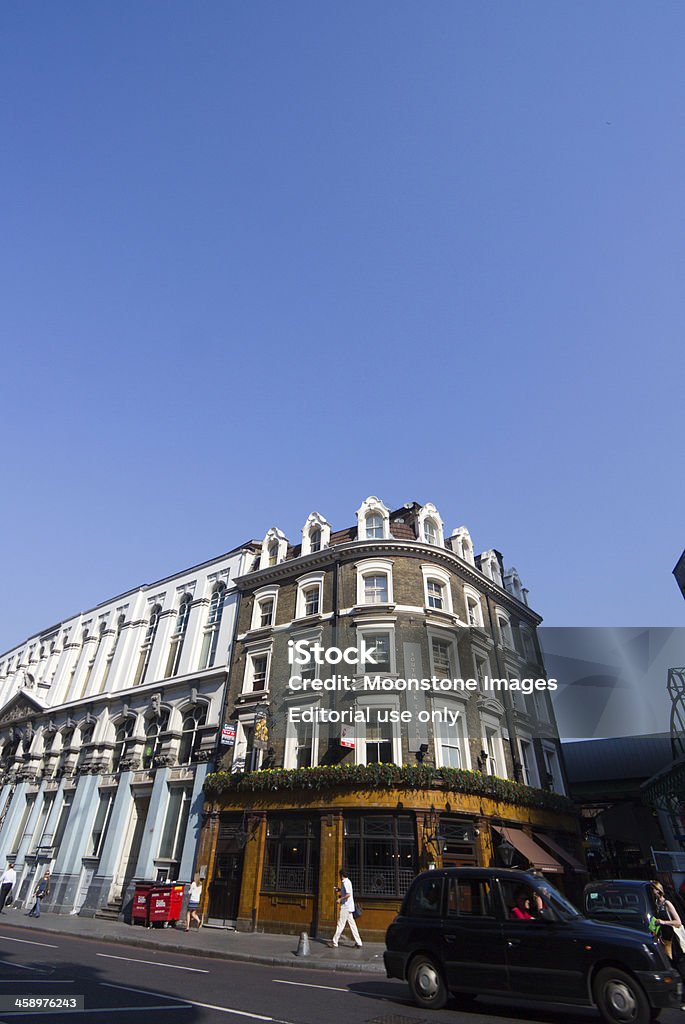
[{"xmin": 650, "ymin": 879, "xmax": 685, "ymax": 1007}]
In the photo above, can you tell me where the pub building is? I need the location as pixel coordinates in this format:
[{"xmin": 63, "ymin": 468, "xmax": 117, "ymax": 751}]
[{"xmin": 196, "ymin": 499, "xmax": 585, "ymax": 939}]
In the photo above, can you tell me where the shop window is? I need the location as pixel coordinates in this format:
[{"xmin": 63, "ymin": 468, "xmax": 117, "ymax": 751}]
[
  {"xmin": 344, "ymin": 815, "xmax": 416, "ymax": 899},
  {"xmin": 89, "ymin": 791, "xmax": 115, "ymax": 858},
  {"xmin": 262, "ymin": 816, "xmax": 319, "ymax": 894}
]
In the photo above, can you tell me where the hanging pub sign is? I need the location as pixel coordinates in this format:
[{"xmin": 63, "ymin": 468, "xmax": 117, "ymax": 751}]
[
  {"xmin": 220, "ymin": 723, "xmax": 236, "ymax": 747},
  {"xmin": 340, "ymin": 725, "xmax": 355, "ymax": 749},
  {"xmin": 254, "ymin": 709, "xmax": 269, "ymax": 751}
]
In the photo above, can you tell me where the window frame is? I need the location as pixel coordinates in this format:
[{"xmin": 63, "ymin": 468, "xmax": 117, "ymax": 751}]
[
  {"xmin": 295, "ymin": 573, "xmax": 325, "ymax": 620},
  {"xmin": 251, "ymin": 586, "xmax": 279, "ymax": 631}
]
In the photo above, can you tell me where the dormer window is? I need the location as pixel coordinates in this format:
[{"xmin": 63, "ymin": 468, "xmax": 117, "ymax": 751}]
[
  {"xmin": 300, "ymin": 513, "xmax": 331, "ymax": 556},
  {"xmin": 260, "ymin": 528, "xmax": 288, "ymax": 570},
  {"xmin": 416, "ymin": 503, "xmax": 444, "ymax": 547},
  {"xmin": 356, "ymin": 497, "xmax": 390, "ymax": 541}
]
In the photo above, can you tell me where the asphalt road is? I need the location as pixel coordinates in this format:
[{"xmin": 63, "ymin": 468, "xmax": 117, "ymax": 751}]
[{"xmin": 0, "ymin": 923, "xmax": 682, "ymax": 1024}]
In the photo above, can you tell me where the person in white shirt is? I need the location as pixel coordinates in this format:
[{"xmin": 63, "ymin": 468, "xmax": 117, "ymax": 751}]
[
  {"xmin": 328, "ymin": 868, "xmax": 362, "ymax": 948},
  {"xmin": 185, "ymin": 875, "xmax": 203, "ymax": 932},
  {"xmin": 0, "ymin": 863, "xmax": 16, "ymax": 913}
]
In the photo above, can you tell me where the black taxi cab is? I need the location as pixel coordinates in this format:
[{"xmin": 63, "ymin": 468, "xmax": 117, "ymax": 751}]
[{"xmin": 384, "ymin": 867, "xmax": 681, "ymax": 1024}]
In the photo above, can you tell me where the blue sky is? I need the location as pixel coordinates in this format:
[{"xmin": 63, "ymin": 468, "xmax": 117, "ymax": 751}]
[{"xmin": 2, "ymin": 2, "xmax": 684, "ymax": 652}]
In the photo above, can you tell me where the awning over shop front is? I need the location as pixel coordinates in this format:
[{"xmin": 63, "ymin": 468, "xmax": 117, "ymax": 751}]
[
  {"xmin": 533, "ymin": 832, "xmax": 587, "ymax": 873},
  {"xmin": 492, "ymin": 825, "xmax": 563, "ymax": 874}
]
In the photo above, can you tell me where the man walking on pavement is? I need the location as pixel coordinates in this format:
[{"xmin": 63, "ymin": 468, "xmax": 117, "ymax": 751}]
[
  {"xmin": 0, "ymin": 863, "xmax": 16, "ymax": 913},
  {"xmin": 328, "ymin": 868, "xmax": 362, "ymax": 948}
]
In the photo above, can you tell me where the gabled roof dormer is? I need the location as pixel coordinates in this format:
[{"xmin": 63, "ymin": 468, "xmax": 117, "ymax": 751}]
[
  {"xmin": 301, "ymin": 512, "xmax": 331, "ymax": 556},
  {"xmin": 416, "ymin": 502, "xmax": 445, "ymax": 547},
  {"xmin": 356, "ymin": 496, "xmax": 390, "ymax": 541},
  {"xmin": 478, "ymin": 549, "xmax": 504, "ymax": 588},
  {"xmin": 259, "ymin": 528, "xmax": 288, "ymax": 570},
  {"xmin": 448, "ymin": 526, "xmax": 475, "ymax": 565}
]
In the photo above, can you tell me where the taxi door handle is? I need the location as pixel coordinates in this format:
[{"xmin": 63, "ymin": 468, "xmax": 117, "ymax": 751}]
[{"xmin": 507, "ymin": 939, "xmax": 521, "ymax": 947}]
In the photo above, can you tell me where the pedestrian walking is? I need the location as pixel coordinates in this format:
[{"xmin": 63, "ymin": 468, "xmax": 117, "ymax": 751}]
[
  {"xmin": 27, "ymin": 872, "xmax": 50, "ymax": 918},
  {"xmin": 0, "ymin": 863, "xmax": 16, "ymax": 913},
  {"xmin": 185, "ymin": 874, "xmax": 203, "ymax": 931},
  {"xmin": 328, "ymin": 868, "xmax": 362, "ymax": 948}
]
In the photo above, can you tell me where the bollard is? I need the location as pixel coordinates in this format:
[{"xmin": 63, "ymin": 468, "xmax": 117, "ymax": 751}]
[{"xmin": 295, "ymin": 931, "xmax": 310, "ymax": 956}]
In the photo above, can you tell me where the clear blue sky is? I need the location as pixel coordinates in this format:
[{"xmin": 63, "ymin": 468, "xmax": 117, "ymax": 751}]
[{"xmin": 2, "ymin": 2, "xmax": 684, "ymax": 652}]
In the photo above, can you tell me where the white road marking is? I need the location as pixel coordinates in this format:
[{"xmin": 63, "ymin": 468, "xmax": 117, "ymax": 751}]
[
  {"xmin": 0, "ymin": 937, "xmax": 58, "ymax": 949},
  {"xmin": 0, "ymin": 980, "xmax": 73, "ymax": 984},
  {"xmin": 272, "ymin": 979, "xmax": 348, "ymax": 992},
  {"xmin": 96, "ymin": 952, "xmax": 208, "ymax": 973},
  {"xmin": 102, "ymin": 983, "xmax": 295, "ymax": 1021},
  {"xmin": 0, "ymin": 960, "xmax": 48, "ymax": 973}
]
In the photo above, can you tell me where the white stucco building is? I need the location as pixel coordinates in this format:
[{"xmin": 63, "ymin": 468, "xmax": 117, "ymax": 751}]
[{"xmin": 0, "ymin": 542, "xmax": 254, "ymax": 916}]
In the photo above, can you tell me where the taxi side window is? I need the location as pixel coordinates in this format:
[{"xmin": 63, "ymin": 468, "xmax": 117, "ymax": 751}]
[
  {"xmin": 408, "ymin": 876, "xmax": 443, "ymax": 917},
  {"xmin": 447, "ymin": 878, "xmax": 494, "ymax": 918}
]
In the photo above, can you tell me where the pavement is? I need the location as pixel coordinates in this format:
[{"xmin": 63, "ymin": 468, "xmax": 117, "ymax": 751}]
[{"xmin": 0, "ymin": 906, "xmax": 386, "ymax": 974}]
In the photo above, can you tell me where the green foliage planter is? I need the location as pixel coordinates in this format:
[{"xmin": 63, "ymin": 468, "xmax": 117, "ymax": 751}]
[{"xmin": 204, "ymin": 763, "xmax": 574, "ymax": 814}]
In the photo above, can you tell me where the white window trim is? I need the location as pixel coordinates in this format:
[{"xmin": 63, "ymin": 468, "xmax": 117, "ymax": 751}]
[
  {"xmin": 300, "ymin": 512, "xmax": 331, "ymax": 556},
  {"xmin": 416, "ymin": 503, "xmax": 445, "ymax": 547},
  {"xmin": 517, "ymin": 734, "xmax": 539, "ymax": 788},
  {"xmin": 355, "ymin": 624, "xmax": 396, "ymax": 676},
  {"xmin": 421, "ymin": 564, "xmax": 453, "ymax": 615},
  {"xmin": 251, "ymin": 585, "xmax": 279, "ymax": 631},
  {"xmin": 283, "ymin": 699, "xmax": 320, "ymax": 769},
  {"xmin": 431, "ymin": 696, "xmax": 471, "ymax": 769},
  {"xmin": 427, "ymin": 630, "xmax": 460, "ymax": 680},
  {"xmin": 463, "ymin": 586, "xmax": 484, "ymax": 628},
  {"xmin": 496, "ymin": 611, "xmax": 514, "ymax": 649},
  {"xmin": 295, "ymin": 572, "xmax": 325, "ymax": 620},
  {"xmin": 480, "ymin": 712, "xmax": 507, "ymax": 778},
  {"xmin": 541, "ymin": 742, "xmax": 565, "ymax": 793},
  {"xmin": 356, "ymin": 496, "xmax": 390, "ymax": 541},
  {"xmin": 355, "ymin": 558, "xmax": 394, "ymax": 606},
  {"xmin": 259, "ymin": 527, "xmax": 288, "ymax": 570},
  {"xmin": 231, "ymin": 713, "xmax": 262, "ymax": 772},
  {"xmin": 353, "ymin": 694, "xmax": 402, "ymax": 766},
  {"xmin": 242, "ymin": 644, "xmax": 272, "ymax": 695}
]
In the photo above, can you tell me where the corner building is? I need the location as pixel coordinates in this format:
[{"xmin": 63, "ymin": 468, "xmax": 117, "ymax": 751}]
[
  {"xmin": 0, "ymin": 543, "xmax": 253, "ymax": 916},
  {"xmin": 199, "ymin": 499, "xmax": 584, "ymax": 940}
]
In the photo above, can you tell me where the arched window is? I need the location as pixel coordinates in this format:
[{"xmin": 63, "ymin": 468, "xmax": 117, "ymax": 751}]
[
  {"xmin": 112, "ymin": 718, "xmax": 135, "ymax": 773},
  {"xmin": 268, "ymin": 541, "xmax": 279, "ymax": 566},
  {"xmin": 133, "ymin": 605, "xmax": 161, "ymax": 686},
  {"xmin": 142, "ymin": 710, "xmax": 170, "ymax": 769},
  {"xmin": 178, "ymin": 705, "xmax": 208, "ymax": 765},
  {"xmin": 165, "ymin": 596, "xmax": 191, "ymax": 678},
  {"xmin": 200, "ymin": 584, "xmax": 226, "ymax": 669},
  {"xmin": 309, "ymin": 527, "xmax": 322, "ymax": 553}
]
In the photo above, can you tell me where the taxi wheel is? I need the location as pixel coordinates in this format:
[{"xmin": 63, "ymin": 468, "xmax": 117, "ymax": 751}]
[
  {"xmin": 593, "ymin": 967, "xmax": 651, "ymax": 1024},
  {"xmin": 408, "ymin": 954, "xmax": 448, "ymax": 1010}
]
